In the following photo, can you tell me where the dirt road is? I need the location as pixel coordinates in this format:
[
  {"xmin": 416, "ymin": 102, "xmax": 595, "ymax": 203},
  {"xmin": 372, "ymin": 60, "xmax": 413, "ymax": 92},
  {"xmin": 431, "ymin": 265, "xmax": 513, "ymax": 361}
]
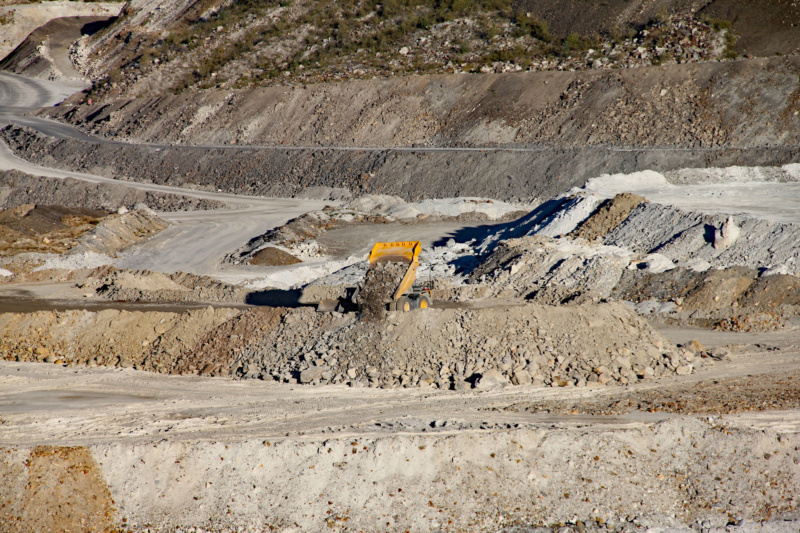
[
  {"xmin": 0, "ymin": 72, "xmax": 328, "ymax": 277},
  {"xmin": 2, "ymin": 327, "xmax": 799, "ymax": 446}
]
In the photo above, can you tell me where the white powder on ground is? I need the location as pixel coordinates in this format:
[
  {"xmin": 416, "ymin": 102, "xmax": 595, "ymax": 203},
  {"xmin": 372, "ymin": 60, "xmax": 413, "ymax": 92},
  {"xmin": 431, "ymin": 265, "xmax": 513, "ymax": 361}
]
[
  {"xmin": 575, "ymin": 166, "xmax": 800, "ymax": 224},
  {"xmin": 628, "ymin": 253, "xmax": 676, "ymax": 274},
  {"xmin": 349, "ymin": 195, "xmax": 532, "ymax": 220},
  {"xmin": 244, "ymin": 255, "xmax": 363, "ymax": 290},
  {"xmin": 32, "ymin": 252, "xmax": 117, "ymax": 272}
]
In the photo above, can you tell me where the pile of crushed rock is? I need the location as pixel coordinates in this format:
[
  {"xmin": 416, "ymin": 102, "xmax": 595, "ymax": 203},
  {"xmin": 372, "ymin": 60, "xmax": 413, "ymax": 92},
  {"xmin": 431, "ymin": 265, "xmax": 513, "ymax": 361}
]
[
  {"xmin": 233, "ymin": 302, "xmax": 707, "ymax": 390},
  {"xmin": 81, "ymin": 266, "xmax": 249, "ymax": 303},
  {"xmin": 355, "ymin": 261, "xmax": 408, "ymax": 322}
]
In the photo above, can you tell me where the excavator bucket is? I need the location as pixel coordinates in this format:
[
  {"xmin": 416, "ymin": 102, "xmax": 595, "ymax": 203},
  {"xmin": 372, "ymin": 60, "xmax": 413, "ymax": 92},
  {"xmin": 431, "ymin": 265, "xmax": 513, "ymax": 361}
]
[{"xmin": 367, "ymin": 241, "xmax": 421, "ymax": 301}]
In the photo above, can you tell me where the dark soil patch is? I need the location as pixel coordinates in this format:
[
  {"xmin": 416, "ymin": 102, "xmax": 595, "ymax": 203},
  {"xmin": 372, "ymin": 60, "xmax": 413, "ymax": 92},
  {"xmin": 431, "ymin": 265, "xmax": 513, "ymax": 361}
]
[
  {"xmin": 248, "ymin": 247, "xmax": 302, "ymax": 266},
  {"xmin": 572, "ymin": 193, "xmax": 646, "ymax": 241}
]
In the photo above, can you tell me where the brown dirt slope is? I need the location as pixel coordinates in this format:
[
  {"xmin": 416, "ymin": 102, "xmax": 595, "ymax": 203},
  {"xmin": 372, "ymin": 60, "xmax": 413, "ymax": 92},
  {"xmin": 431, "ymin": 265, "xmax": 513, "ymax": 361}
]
[
  {"xmin": 0, "ymin": 15, "xmax": 114, "ymax": 80},
  {"xmin": 0, "ymin": 446, "xmax": 117, "ymax": 533},
  {"xmin": 571, "ymin": 193, "xmax": 646, "ymax": 241},
  {"xmin": 0, "ymin": 203, "xmax": 108, "ymax": 256}
]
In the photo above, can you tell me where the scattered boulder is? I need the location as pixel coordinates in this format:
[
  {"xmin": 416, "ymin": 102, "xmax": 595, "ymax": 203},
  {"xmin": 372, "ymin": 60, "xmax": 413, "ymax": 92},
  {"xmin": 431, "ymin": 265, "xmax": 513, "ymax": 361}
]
[
  {"xmin": 475, "ymin": 369, "xmax": 508, "ymax": 390},
  {"xmin": 713, "ymin": 216, "xmax": 740, "ymax": 250},
  {"xmin": 300, "ymin": 366, "xmax": 328, "ymax": 384}
]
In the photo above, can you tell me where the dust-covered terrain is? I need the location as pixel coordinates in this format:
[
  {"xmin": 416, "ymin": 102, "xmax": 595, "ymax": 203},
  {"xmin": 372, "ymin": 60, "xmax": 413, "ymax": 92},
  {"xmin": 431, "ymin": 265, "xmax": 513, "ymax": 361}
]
[{"xmin": 2, "ymin": 0, "xmax": 800, "ymax": 531}]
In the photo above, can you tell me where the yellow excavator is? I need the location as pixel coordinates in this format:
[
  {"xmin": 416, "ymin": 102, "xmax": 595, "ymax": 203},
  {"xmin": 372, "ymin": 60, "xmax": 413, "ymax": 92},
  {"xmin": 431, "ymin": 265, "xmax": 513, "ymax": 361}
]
[
  {"xmin": 317, "ymin": 241, "xmax": 433, "ymax": 313},
  {"xmin": 366, "ymin": 241, "xmax": 433, "ymax": 312}
]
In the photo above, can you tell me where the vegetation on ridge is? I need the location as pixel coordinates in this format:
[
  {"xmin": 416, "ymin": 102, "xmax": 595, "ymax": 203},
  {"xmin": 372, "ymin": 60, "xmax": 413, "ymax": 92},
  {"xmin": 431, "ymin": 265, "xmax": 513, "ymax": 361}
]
[{"xmin": 86, "ymin": 0, "xmax": 738, "ymax": 100}]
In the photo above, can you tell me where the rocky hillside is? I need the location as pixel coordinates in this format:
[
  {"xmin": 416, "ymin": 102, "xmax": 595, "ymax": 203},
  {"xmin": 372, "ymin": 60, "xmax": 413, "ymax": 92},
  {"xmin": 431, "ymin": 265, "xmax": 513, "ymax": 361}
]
[
  {"xmin": 64, "ymin": 0, "xmax": 799, "ymax": 103},
  {"xmin": 44, "ymin": 55, "xmax": 800, "ymax": 149}
]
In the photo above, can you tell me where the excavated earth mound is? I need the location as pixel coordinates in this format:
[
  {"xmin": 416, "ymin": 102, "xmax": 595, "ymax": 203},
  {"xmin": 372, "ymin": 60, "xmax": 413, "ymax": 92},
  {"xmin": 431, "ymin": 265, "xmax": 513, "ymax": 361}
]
[
  {"xmin": 247, "ymin": 247, "xmax": 302, "ymax": 266},
  {"xmin": 464, "ymin": 235, "xmax": 630, "ymax": 304},
  {"xmin": 0, "ymin": 203, "xmax": 107, "ymax": 256},
  {"xmin": 571, "ymin": 193, "xmax": 647, "ymax": 242},
  {"xmin": 0, "ymin": 305, "xmax": 242, "ymax": 375},
  {"xmin": 233, "ymin": 302, "xmax": 702, "ymax": 389},
  {"xmin": 0, "ymin": 302, "xmax": 705, "ymax": 389}
]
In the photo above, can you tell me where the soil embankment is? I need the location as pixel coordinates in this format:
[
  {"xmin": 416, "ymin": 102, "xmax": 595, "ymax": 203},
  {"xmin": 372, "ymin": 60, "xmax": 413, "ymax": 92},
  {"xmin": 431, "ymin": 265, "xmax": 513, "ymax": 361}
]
[
  {"xmin": 0, "ymin": 169, "xmax": 225, "ymax": 211},
  {"xmin": 0, "ymin": 300, "xmax": 698, "ymax": 389},
  {"xmin": 46, "ymin": 57, "xmax": 800, "ymax": 148},
  {"xmin": 4, "ymin": 125, "xmax": 799, "ymax": 202}
]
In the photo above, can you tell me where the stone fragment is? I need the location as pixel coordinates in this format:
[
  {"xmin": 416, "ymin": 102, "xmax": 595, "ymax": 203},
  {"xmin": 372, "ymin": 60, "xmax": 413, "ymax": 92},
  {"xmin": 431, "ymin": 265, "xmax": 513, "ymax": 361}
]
[
  {"xmin": 713, "ymin": 216, "xmax": 740, "ymax": 250},
  {"xmin": 675, "ymin": 365, "xmax": 693, "ymax": 376},
  {"xmin": 475, "ymin": 369, "xmax": 508, "ymax": 390},
  {"xmin": 454, "ymin": 380, "xmax": 472, "ymax": 392},
  {"xmin": 512, "ymin": 370, "xmax": 532, "ymax": 386},
  {"xmin": 685, "ymin": 340, "xmax": 705, "ymax": 356},
  {"xmin": 709, "ymin": 348, "xmax": 731, "ymax": 361},
  {"xmin": 300, "ymin": 366, "xmax": 327, "ymax": 383}
]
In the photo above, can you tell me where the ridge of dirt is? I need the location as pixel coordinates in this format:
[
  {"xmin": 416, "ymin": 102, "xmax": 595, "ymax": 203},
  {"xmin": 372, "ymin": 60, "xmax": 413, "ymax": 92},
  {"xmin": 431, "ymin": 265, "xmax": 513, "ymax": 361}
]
[
  {"xmin": 226, "ymin": 207, "xmax": 391, "ymax": 264},
  {"xmin": 0, "ymin": 305, "xmax": 242, "ymax": 374},
  {"xmin": 70, "ymin": 207, "xmax": 166, "ymax": 256},
  {"xmin": 0, "ymin": 169, "xmax": 226, "ymax": 213},
  {"xmin": 571, "ymin": 192, "xmax": 647, "ymax": 241},
  {"xmin": 81, "ymin": 266, "xmax": 250, "ymax": 304},
  {"xmin": 614, "ymin": 267, "xmax": 800, "ymax": 311},
  {"xmin": 0, "ymin": 301, "xmax": 709, "ymax": 389},
  {"xmin": 4, "ymin": 125, "xmax": 800, "ymax": 204},
  {"xmin": 232, "ymin": 302, "xmax": 706, "ymax": 389}
]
